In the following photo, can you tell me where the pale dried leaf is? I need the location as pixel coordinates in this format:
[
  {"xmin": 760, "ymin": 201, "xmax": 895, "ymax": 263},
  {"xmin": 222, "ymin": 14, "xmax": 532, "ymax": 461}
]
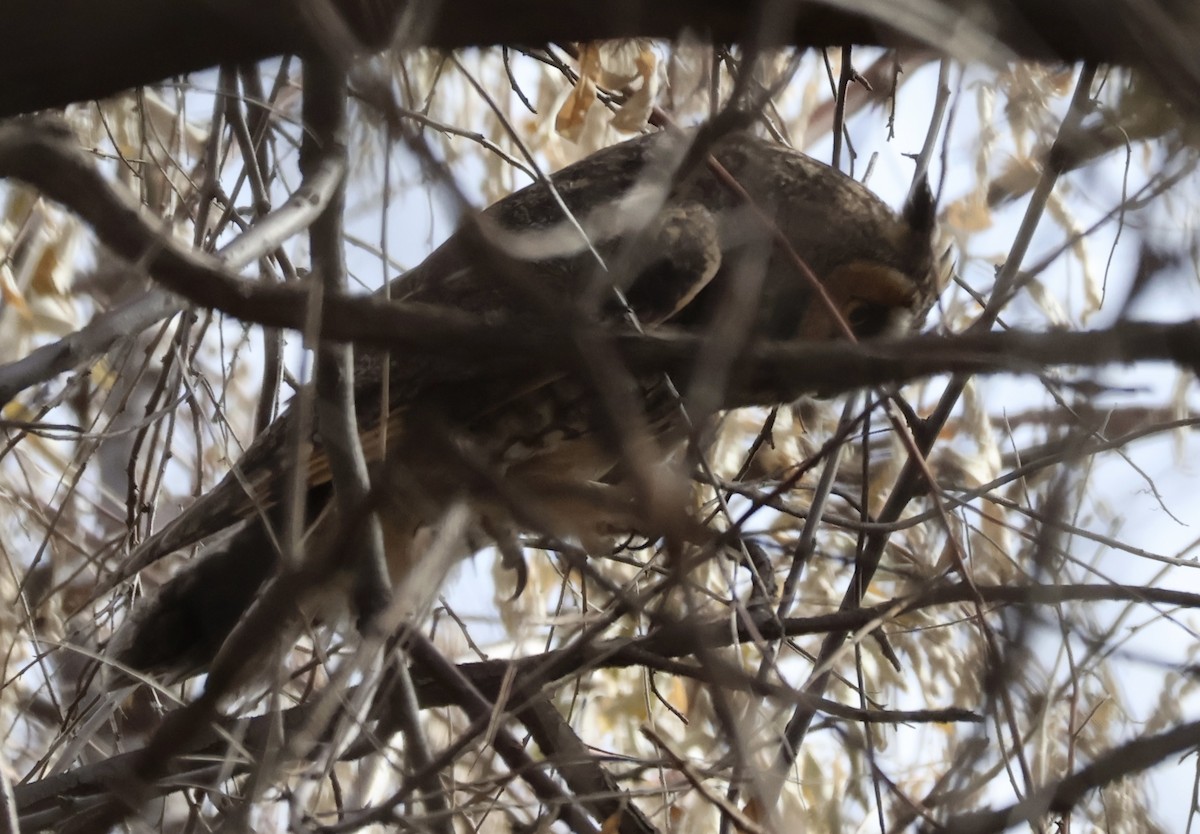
[{"xmin": 610, "ymin": 46, "xmax": 659, "ymax": 133}]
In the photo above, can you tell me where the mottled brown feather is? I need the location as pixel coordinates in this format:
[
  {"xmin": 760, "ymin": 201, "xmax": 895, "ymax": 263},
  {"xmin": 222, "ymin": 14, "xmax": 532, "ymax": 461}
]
[{"xmin": 111, "ymin": 128, "xmax": 945, "ymax": 678}]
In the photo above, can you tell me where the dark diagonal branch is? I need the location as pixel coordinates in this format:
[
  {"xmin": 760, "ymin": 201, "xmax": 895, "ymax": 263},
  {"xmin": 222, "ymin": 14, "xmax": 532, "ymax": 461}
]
[
  {"xmin": 940, "ymin": 718, "xmax": 1200, "ymax": 833},
  {"xmin": 0, "ymin": 123, "xmax": 345, "ymax": 408}
]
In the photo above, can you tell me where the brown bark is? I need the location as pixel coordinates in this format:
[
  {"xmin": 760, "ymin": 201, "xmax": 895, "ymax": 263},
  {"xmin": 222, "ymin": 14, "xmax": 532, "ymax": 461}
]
[{"xmin": 4, "ymin": 0, "xmax": 1200, "ymax": 120}]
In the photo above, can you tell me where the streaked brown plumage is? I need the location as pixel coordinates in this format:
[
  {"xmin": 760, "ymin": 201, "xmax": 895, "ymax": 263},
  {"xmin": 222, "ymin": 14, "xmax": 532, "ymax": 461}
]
[{"xmin": 110, "ymin": 128, "xmax": 946, "ymax": 679}]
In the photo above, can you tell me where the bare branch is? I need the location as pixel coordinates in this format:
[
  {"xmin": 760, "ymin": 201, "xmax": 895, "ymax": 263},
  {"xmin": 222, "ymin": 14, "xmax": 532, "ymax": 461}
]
[
  {"xmin": 18, "ymin": 581, "xmax": 1200, "ymax": 831},
  {"xmin": 942, "ymin": 718, "xmax": 1200, "ymax": 833},
  {"xmin": 8, "ymin": 120, "xmax": 1199, "ymax": 418},
  {"xmin": 0, "ymin": 123, "xmax": 345, "ymax": 408},
  {"xmin": 4, "ymin": 1, "xmax": 1200, "ymax": 119}
]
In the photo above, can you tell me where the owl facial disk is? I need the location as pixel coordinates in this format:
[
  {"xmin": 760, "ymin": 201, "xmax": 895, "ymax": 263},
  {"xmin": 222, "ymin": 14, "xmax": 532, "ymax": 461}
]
[{"xmin": 800, "ymin": 261, "xmax": 923, "ymax": 340}]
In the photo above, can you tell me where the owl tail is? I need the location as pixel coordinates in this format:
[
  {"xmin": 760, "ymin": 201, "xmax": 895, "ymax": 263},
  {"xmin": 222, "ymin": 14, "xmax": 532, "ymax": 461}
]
[{"xmin": 107, "ymin": 517, "xmax": 281, "ymax": 682}]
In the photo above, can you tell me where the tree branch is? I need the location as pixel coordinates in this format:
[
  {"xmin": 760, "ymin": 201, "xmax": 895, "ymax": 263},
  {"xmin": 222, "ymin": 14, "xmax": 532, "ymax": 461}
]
[
  {"xmin": 2, "ymin": 121, "xmax": 1198, "ymax": 417},
  {"xmin": 5, "ymin": 1, "xmax": 1200, "ymax": 119},
  {"xmin": 941, "ymin": 718, "xmax": 1200, "ymax": 832},
  {"xmin": 0, "ymin": 123, "xmax": 345, "ymax": 408},
  {"xmin": 18, "ymin": 582, "xmax": 1200, "ymax": 832}
]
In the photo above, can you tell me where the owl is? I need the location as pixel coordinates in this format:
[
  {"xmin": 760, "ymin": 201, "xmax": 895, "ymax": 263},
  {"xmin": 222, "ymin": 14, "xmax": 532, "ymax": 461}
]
[{"xmin": 108, "ymin": 127, "xmax": 945, "ymax": 680}]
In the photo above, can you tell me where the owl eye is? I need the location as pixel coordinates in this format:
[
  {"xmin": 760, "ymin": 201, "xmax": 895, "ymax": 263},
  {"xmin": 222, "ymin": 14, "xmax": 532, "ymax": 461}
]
[{"xmin": 844, "ymin": 300, "xmax": 893, "ymax": 337}]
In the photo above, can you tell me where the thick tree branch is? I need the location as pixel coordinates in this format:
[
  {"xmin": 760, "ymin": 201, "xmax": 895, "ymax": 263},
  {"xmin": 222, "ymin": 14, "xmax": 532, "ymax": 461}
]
[
  {"xmin": 4, "ymin": 1, "xmax": 1200, "ymax": 120},
  {"xmin": 301, "ymin": 59, "xmax": 394, "ymax": 628},
  {"xmin": 5, "ymin": 121, "xmax": 1200, "ymax": 413}
]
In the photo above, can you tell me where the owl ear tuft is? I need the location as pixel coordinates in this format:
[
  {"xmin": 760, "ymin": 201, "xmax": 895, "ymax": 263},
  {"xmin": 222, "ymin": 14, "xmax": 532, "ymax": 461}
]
[{"xmin": 902, "ymin": 177, "xmax": 936, "ymax": 237}]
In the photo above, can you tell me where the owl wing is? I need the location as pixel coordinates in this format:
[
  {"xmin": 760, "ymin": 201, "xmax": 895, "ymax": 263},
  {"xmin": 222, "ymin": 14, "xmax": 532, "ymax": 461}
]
[
  {"xmin": 109, "ymin": 127, "xmax": 942, "ymax": 589},
  {"xmin": 107, "ymin": 136, "xmax": 724, "ymax": 586}
]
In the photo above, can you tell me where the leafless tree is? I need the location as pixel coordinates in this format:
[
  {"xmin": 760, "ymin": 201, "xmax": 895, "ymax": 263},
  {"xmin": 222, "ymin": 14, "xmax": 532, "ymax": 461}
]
[{"xmin": 2, "ymin": 3, "xmax": 1200, "ymax": 833}]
